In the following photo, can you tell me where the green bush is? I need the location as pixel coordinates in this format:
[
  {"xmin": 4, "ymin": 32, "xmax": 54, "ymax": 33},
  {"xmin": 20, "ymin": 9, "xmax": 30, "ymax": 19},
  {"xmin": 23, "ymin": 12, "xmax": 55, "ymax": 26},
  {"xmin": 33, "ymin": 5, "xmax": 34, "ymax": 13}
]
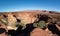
[
  {"xmin": 15, "ymin": 22, "xmax": 26, "ymax": 29},
  {"xmin": 33, "ymin": 20, "xmax": 47, "ymax": 29}
]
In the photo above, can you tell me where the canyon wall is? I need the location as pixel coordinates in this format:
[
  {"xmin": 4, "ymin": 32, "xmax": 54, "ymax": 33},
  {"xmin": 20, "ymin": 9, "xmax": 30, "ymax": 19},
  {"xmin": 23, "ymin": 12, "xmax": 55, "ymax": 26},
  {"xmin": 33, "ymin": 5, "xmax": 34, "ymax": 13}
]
[{"xmin": 0, "ymin": 10, "xmax": 60, "ymax": 30}]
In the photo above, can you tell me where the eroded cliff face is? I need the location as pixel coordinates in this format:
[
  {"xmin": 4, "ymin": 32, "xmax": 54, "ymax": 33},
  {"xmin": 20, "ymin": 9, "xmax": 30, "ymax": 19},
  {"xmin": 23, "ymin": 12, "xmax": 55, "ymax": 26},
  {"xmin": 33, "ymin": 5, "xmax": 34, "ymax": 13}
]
[
  {"xmin": 0, "ymin": 10, "xmax": 60, "ymax": 30},
  {"xmin": 7, "ymin": 12, "xmax": 39, "ymax": 26},
  {"xmin": 7, "ymin": 12, "xmax": 40, "ymax": 30}
]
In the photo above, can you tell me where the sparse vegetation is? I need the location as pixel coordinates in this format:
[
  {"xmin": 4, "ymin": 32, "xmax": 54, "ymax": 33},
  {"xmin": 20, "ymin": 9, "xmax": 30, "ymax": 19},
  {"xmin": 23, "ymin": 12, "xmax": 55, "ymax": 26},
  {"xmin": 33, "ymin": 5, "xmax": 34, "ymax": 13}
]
[
  {"xmin": 15, "ymin": 22, "xmax": 26, "ymax": 29},
  {"xmin": 0, "ymin": 10, "xmax": 60, "ymax": 36},
  {"xmin": 33, "ymin": 20, "xmax": 47, "ymax": 29}
]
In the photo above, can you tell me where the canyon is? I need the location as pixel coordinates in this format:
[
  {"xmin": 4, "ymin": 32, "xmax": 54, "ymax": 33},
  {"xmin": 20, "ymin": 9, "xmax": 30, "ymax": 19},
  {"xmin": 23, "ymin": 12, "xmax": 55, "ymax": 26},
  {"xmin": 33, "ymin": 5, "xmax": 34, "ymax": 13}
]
[{"xmin": 0, "ymin": 10, "xmax": 60, "ymax": 36}]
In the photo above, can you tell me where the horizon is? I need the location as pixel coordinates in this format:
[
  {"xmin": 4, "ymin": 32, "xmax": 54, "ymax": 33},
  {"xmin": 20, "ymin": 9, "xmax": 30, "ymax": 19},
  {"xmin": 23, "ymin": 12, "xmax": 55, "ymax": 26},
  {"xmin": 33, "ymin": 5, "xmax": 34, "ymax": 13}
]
[
  {"xmin": 0, "ymin": 0, "xmax": 60, "ymax": 12},
  {"xmin": 0, "ymin": 10, "xmax": 60, "ymax": 13}
]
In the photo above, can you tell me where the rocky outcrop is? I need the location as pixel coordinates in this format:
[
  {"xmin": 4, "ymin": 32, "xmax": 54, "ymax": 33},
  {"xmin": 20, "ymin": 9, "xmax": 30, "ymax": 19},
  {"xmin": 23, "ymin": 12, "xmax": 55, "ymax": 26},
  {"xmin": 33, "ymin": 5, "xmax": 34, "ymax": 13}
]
[
  {"xmin": 30, "ymin": 28, "xmax": 56, "ymax": 36},
  {"xmin": 0, "ymin": 24, "xmax": 8, "ymax": 36}
]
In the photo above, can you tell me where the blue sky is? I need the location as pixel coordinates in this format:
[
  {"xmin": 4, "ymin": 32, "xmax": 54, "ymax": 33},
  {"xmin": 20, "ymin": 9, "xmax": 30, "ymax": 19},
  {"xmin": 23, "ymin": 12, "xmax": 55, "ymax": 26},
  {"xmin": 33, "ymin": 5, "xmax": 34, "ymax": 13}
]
[{"xmin": 0, "ymin": 0, "xmax": 60, "ymax": 12}]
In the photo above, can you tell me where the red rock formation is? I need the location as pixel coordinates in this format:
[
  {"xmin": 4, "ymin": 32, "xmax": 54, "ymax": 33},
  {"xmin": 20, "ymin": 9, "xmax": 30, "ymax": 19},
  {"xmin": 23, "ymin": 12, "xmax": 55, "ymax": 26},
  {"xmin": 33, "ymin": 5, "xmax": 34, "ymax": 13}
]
[{"xmin": 30, "ymin": 28, "xmax": 54, "ymax": 36}]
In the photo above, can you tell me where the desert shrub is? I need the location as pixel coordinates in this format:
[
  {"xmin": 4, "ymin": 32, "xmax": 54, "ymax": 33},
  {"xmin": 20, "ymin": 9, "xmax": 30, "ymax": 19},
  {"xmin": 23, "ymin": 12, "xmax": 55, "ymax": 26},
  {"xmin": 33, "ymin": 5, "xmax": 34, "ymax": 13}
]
[
  {"xmin": 15, "ymin": 22, "xmax": 26, "ymax": 29},
  {"xmin": 33, "ymin": 20, "xmax": 47, "ymax": 29},
  {"xmin": 14, "ymin": 22, "xmax": 21, "ymax": 27},
  {"xmin": 15, "ymin": 23, "xmax": 20, "ymax": 27}
]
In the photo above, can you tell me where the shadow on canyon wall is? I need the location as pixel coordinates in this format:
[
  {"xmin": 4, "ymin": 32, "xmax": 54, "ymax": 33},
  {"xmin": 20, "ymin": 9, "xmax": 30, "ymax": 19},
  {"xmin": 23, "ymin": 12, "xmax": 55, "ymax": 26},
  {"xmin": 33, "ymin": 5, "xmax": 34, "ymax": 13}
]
[
  {"xmin": 8, "ymin": 24, "xmax": 60, "ymax": 36},
  {"xmin": 8, "ymin": 24, "xmax": 36, "ymax": 36},
  {"xmin": 0, "ymin": 14, "xmax": 60, "ymax": 36}
]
